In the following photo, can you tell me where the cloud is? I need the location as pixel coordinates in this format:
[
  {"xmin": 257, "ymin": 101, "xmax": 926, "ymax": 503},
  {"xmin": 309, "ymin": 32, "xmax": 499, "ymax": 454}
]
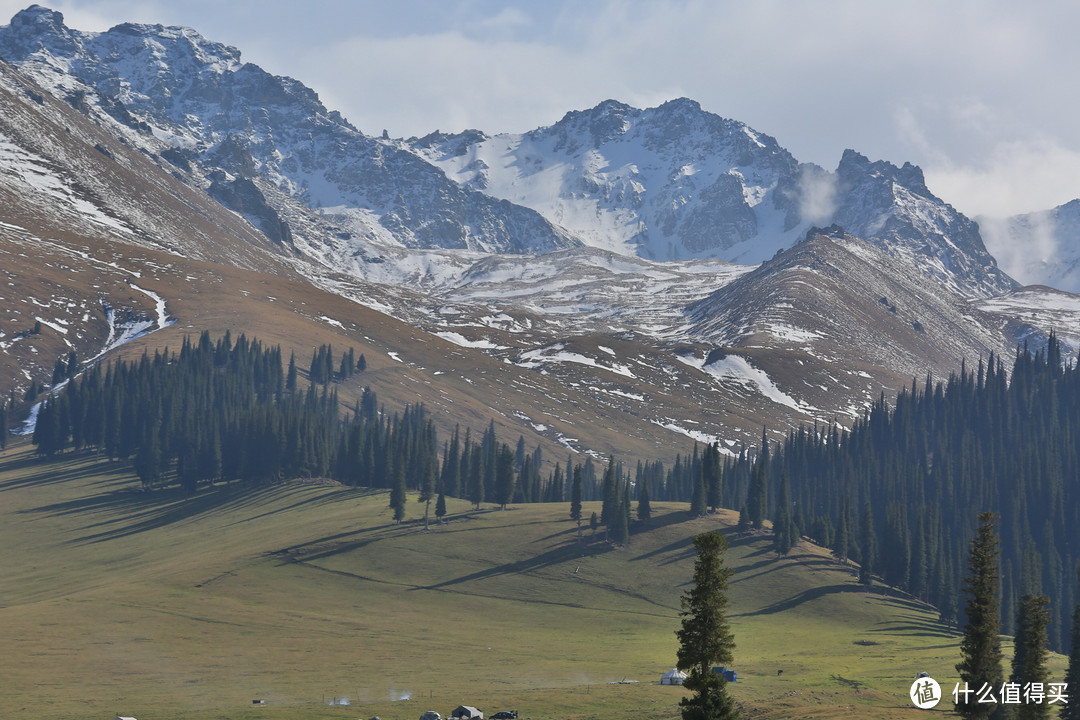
[
  {"xmin": 924, "ymin": 136, "xmax": 1080, "ymax": 219},
  {"xmin": 796, "ymin": 165, "xmax": 838, "ymax": 227},
  {"xmin": 978, "ymin": 211, "xmax": 1060, "ymax": 287}
]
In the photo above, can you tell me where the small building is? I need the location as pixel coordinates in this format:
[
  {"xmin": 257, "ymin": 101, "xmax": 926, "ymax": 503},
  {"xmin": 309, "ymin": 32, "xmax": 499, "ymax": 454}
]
[
  {"xmin": 452, "ymin": 706, "xmax": 483, "ymax": 720},
  {"xmin": 660, "ymin": 668, "xmax": 687, "ymax": 685}
]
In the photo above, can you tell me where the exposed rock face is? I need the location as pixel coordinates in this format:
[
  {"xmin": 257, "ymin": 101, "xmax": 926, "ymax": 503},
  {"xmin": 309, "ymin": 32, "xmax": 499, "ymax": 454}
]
[{"xmin": 831, "ymin": 150, "xmax": 1016, "ymax": 297}]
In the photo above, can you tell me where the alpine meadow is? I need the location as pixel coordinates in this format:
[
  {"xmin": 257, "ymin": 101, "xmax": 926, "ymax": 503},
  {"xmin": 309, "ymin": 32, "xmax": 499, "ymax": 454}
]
[{"xmin": 1, "ymin": 4, "xmax": 1080, "ymax": 720}]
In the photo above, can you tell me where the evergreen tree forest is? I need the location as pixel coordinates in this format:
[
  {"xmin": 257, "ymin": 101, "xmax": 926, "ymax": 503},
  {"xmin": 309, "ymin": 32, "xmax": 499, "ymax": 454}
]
[
  {"xmin": 29, "ymin": 332, "xmax": 438, "ymax": 504},
  {"xmin": 25, "ymin": 332, "xmax": 602, "ymax": 523},
  {"xmin": 710, "ymin": 335, "xmax": 1080, "ymax": 652}
]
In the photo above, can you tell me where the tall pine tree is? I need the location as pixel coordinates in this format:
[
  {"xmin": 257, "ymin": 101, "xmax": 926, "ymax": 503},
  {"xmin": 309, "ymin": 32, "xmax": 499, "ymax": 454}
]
[
  {"xmin": 956, "ymin": 512, "xmax": 1004, "ymax": 720},
  {"xmin": 675, "ymin": 531, "xmax": 740, "ymax": 720}
]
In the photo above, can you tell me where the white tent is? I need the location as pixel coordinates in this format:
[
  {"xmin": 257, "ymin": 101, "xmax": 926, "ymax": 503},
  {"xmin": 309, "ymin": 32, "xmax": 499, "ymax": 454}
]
[{"xmin": 660, "ymin": 668, "xmax": 687, "ymax": 685}]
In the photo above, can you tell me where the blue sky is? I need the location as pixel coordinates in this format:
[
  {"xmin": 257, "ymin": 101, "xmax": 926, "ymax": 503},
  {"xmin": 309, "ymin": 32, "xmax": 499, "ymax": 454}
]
[{"xmin": 2, "ymin": 0, "xmax": 1079, "ymax": 218}]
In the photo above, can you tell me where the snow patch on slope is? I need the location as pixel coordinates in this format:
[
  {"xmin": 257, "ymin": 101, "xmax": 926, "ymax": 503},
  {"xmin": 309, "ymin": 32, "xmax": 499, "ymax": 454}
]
[{"xmin": 675, "ymin": 351, "xmax": 812, "ymax": 412}]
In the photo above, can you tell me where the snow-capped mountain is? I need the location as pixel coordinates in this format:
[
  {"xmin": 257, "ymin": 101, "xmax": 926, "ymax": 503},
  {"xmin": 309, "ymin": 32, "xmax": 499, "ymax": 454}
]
[
  {"xmin": 978, "ymin": 199, "xmax": 1080, "ymax": 293},
  {"xmin": 0, "ymin": 4, "xmax": 1071, "ymax": 462},
  {"xmin": 409, "ymin": 100, "xmax": 1016, "ymax": 299},
  {"xmin": 408, "ymin": 98, "xmax": 805, "ymax": 263},
  {"xmin": 0, "ymin": 5, "xmax": 579, "ymax": 259}
]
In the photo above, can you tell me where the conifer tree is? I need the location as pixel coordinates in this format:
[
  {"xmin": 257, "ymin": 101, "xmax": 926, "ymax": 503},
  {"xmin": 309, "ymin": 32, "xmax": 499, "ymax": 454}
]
[
  {"xmin": 1061, "ymin": 566, "xmax": 1080, "ymax": 720},
  {"xmin": 675, "ymin": 531, "xmax": 740, "ymax": 720},
  {"xmin": 468, "ymin": 444, "xmax": 484, "ymax": 510},
  {"xmin": 859, "ymin": 501, "xmax": 876, "ymax": 587},
  {"xmin": 746, "ymin": 436, "xmax": 768, "ymax": 528},
  {"xmin": 956, "ymin": 512, "xmax": 1004, "ymax": 720},
  {"xmin": 390, "ymin": 460, "xmax": 407, "ymax": 523},
  {"xmin": 494, "ymin": 443, "xmax": 516, "ymax": 509},
  {"xmin": 286, "ymin": 352, "xmax": 297, "ymax": 392},
  {"xmin": 737, "ymin": 505, "xmax": 750, "ymax": 533},
  {"xmin": 704, "ymin": 442, "xmax": 722, "ymax": 512},
  {"xmin": 772, "ymin": 470, "xmax": 795, "ymax": 556},
  {"xmin": 637, "ymin": 476, "xmax": 652, "ymax": 522},
  {"xmin": 570, "ymin": 464, "xmax": 583, "ymax": 524},
  {"xmin": 435, "ymin": 488, "xmax": 447, "ymax": 524},
  {"xmin": 610, "ymin": 481, "xmax": 630, "ymax": 545},
  {"xmin": 1011, "ymin": 594, "xmax": 1051, "ymax": 720},
  {"xmin": 690, "ymin": 464, "xmax": 708, "ymax": 517}
]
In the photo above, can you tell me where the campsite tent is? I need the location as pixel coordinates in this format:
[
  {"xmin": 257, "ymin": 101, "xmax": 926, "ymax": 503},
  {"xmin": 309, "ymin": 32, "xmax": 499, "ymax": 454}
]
[
  {"xmin": 660, "ymin": 668, "xmax": 687, "ymax": 685},
  {"xmin": 452, "ymin": 706, "xmax": 483, "ymax": 720}
]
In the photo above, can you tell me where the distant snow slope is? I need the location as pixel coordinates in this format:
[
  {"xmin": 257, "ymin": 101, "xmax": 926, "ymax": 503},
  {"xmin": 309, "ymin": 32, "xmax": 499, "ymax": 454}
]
[
  {"xmin": 410, "ymin": 100, "xmax": 1015, "ymax": 298},
  {"xmin": 408, "ymin": 99, "xmax": 808, "ymax": 263},
  {"xmin": 979, "ymin": 199, "xmax": 1080, "ymax": 293}
]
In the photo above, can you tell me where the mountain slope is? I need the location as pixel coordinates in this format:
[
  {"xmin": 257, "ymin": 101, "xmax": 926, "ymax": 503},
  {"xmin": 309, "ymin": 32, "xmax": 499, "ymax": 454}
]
[{"xmin": 0, "ymin": 443, "xmax": 998, "ymax": 720}]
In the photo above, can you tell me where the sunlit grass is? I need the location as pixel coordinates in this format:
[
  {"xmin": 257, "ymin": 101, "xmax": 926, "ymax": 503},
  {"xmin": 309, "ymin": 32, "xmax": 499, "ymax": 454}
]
[{"xmin": 0, "ymin": 441, "xmax": 1064, "ymax": 720}]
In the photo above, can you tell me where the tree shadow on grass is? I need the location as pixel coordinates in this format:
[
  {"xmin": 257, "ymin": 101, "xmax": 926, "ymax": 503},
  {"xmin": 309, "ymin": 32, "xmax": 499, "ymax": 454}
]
[
  {"xmin": 0, "ymin": 452, "xmax": 129, "ymax": 491},
  {"xmin": 732, "ymin": 583, "xmax": 868, "ymax": 616},
  {"xmin": 19, "ymin": 470, "xmax": 382, "ymax": 545}
]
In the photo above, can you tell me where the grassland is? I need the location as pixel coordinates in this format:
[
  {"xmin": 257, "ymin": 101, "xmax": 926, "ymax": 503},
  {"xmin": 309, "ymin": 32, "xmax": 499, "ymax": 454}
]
[{"xmin": 0, "ymin": 440, "xmax": 1066, "ymax": 720}]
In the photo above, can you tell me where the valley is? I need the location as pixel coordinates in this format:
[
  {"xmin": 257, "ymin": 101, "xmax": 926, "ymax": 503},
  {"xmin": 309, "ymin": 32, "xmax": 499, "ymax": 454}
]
[
  {"xmin": 0, "ymin": 442, "xmax": 1015, "ymax": 720},
  {"xmin": 0, "ymin": 6, "xmax": 1078, "ymax": 720}
]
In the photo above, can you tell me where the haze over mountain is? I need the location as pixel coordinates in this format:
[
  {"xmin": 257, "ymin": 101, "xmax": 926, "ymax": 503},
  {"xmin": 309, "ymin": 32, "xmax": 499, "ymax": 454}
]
[{"xmin": 0, "ymin": 4, "xmax": 1078, "ymax": 458}]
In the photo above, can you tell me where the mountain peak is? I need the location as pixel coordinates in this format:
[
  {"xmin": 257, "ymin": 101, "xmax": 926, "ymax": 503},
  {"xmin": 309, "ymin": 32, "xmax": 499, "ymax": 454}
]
[
  {"xmin": 5, "ymin": 4, "xmax": 79, "ymax": 55},
  {"xmin": 11, "ymin": 4, "xmax": 64, "ymax": 28},
  {"xmin": 656, "ymin": 96, "xmax": 703, "ymax": 114},
  {"xmin": 837, "ymin": 149, "xmax": 929, "ymax": 198}
]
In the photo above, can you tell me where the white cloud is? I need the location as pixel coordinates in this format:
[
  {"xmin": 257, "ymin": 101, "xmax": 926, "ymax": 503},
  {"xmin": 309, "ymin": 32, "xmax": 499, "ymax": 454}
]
[{"xmin": 925, "ymin": 136, "xmax": 1080, "ymax": 219}]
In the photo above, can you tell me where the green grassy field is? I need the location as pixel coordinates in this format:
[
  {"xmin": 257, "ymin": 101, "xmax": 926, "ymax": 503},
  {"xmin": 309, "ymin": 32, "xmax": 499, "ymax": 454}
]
[{"xmin": 0, "ymin": 441, "xmax": 1066, "ymax": 720}]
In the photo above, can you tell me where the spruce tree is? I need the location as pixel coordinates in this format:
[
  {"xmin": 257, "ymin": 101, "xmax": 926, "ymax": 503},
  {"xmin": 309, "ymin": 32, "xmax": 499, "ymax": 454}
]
[
  {"xmin": 736, "ymin": 505, "xmax": 750, "ymax": 533},
  {"xmin": 637, "ymin": 477, "xmax": 652, "ymax": 522},
  {"xmin": 435, "ymin": 489, "xmax": 447, "ymax": 524},
  {"xmin": 1061, "ymin": 565, "xmax": 1080, "ymax": 720},
  {"xmin": 956, "ymin": 512, "xmax": 1004, "ymax": 719},
  {"xmin": 675, "ymin": 531, "xmax": 740, "ymax": 720},
  {"xmin": 690, "ymin": 465, "xmax": 708, "ymax": 517},
  {"xmin": 858, "ymin": 501, "xmax": 876, "ymax": 587},
  {"xmin": 495, "ymin": 443, "xmax": 516, "ymax": 509},
  {"xmin": 1011, "ymin": 594, "xmax": 1051, "ymax": 720},
  {"xmin": 286, "ymin": 352, "xmax": 297, "ymax": 392},
  {"xmin": 772, "ymin": 470, "xmax": 794, "ymax": 556},
  {"xmin": 390, "ymin": 460, "xmax": 407, "ymax": 523}
]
